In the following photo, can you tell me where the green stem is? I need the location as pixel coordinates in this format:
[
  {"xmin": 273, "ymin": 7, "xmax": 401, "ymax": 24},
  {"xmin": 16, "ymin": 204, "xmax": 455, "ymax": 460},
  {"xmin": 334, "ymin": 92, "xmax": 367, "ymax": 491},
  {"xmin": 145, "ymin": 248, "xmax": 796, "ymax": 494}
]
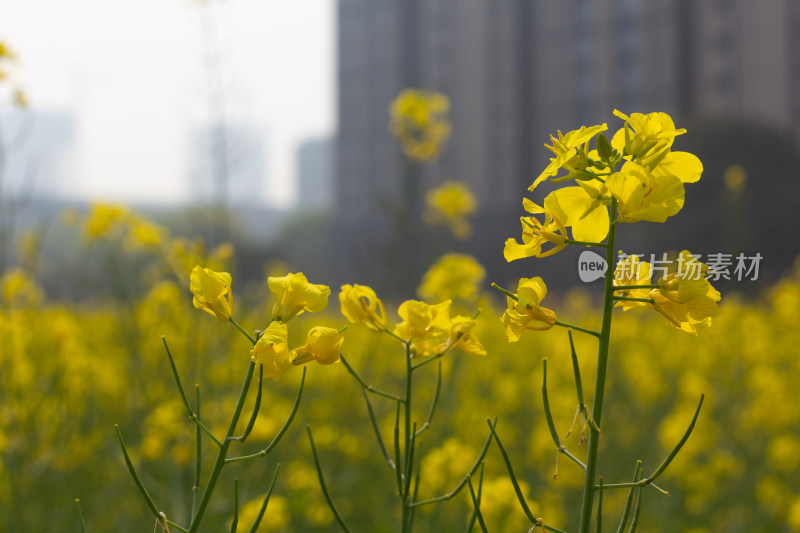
[
  {"xmin": 612, "ymin": 296, "xmax": 654, "ymax": 304},
  {"xmin": 542, "ymin": 359, "xmax": 587, "ymax": 471},
  {"xmin": 308, "ymin": 427, "xmax": 352, "ymax": 532},
  {"xmin": 490, "ymin": 282, "xmax": 517, "ymax": 300},
  {"xmin": 578, "ymin": 197, "xmax": 618, "ymax": 533},
  {"xmin": 612, "ymin": 284, "xmax": 660, "ymax": 291},
  {"xmin": 467, "ymin": 477, "xmax": 489, "ymax": 533},
  {"xmin": 246, "ymin": 465, "xmax": 281, "ymax": 533},
  {"xmin": 554, "ymin": 320, "xmax": 601, "ymax": 338},
  {"xmin": 340, "ymin": 354, "xmax": 404, "ymax": 402},
  {"xmin": 565, "ymin": 239, "xmax": 608, "ymax": 248},
  {"xmin": 230, "ymin": 479, "xmax": 239, "ymax": 533},
  {"xmin": 229, "ymin": 317, "xmax": 257, "ymax": 345},
  {"xmin": 114, "ymin": 425, "xmax": 160, "ymax": 518},
  {"xmin": 75, "ymin": 499, "xmax": 86, "ymax": 533},
  {"xmin": 401, "ymin": 342, "xmax": 413, "ymax": 533},
  {"xmin": 193, "ymin": 385, "xmax": 201, "ymax": 519},
  {"xmin": 189, "ymin": 360, "xmax": 256, "ymax": 533}
]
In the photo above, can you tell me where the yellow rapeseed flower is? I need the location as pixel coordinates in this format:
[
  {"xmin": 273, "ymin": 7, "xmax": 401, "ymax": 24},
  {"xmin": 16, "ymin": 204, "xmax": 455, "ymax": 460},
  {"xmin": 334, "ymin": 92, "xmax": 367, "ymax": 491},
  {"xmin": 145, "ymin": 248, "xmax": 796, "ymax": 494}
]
[
  {"xmin": 417, "ymin": 253, "xmax": 486, "ymax": 303},
  {"xmin": 502, "ymin": 277, "xmax": 557, "ymax": 341},
  {"xmin": 250, "ymin": 322, "xmax": 293, "ymax": 381},
  {"xmin": 504, "ymin": 198, "xmax": 568, "ymax": 261},
  {"xmin": 267, "ymin": 272, "xmax": 330, "ymax": 323},
  {"xmin": 84, "ymin": 203, "xmax": 129, "ymax": 240},
  {"xmin": 189, "ymin": 266, "xmax": 234, "ymax": 322},
  {"xmin": 339, "ymin": 284, "xmax": 388, "ymax": 332},
  {"xmin": 291, "ymin": 326, "xmax": 343, "ymax": 366},
  {"xmin": 606, "ymin": 161, "xmax": 685, "ymax": 223},
  {"xmin": 613, "ymin": 254, "xmax": 653, "ymax": 310},
  {"xmin": 395, "ymin": 299, "xmax": 452, "ymax": 341},
  {"xmin": 423, "ymin": 181, "xmax": 477, "ymax": 239},
  {"xmin": 543, "ymin": 184, "xmax": 610, "ymax": 242},
  {"xmin": 389, "ymin": 89, "xmax": 451, "ymax": 163},
  {"xmin": 650, "ymin": 251, "xmax": 721, "ymax": 334},
  {"xmin": 529, "ymin": 123, "xmax": 608, "ymax": 192},
  {"xmin": 442, "ymin": 316, "xmax": 486, "ymax": 356},
  {"xmin": 611, "ymin": 110, "xmax": 686, "ymax": 161}
]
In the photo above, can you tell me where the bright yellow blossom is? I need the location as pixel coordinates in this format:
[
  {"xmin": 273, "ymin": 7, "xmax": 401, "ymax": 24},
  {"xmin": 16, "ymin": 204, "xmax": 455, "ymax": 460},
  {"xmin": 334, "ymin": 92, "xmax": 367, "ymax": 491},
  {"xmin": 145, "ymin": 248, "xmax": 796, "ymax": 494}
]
[
  {"xmin": 613, "ymin": 255, "xmax": 653, "ymax": 310},
  {"xmin": 606, "ymin": 161, "xmax": 685, "ymax": 223},
  {"xmin": 389, "ymin": 89, "xmax": 451, "ymax": 162},
  {"xmin": 268, "ymin": 272, "xmax": 330, "ymax": 322},
  {"xmin": 502, "ymin": 277, "xmax": 557, "ymax": 341},
  {"xmin": 544, "ymin": 184, "xmax": 610, "ymax": 242},
  {"xmin": 650, "ymin": 251, "xmax": 721, "ymax": 334},
  {"xmin": 291, "ymin": 326, "xmax": 343, "ymax": 366},
  {"xmin": 339, "ymin": 284, "xmax": 388, "ymax": 332},
  {"xmin": 250, "ymin": 322, "xmax": 293, "ymax": 381},
  {"xmin": 442, "ymin": 316, "xmax": 486, "ymax": 356},
  {"xmin": 504, "ymin": 198, "xmax": 568, "ymax": 261},
  {"xmin": 529, "ymin": 123, "xmax": 608, "ymax": 192},
  {"xmin": 189, "ymin": 266, "xmax": 234, "ymax": 322},
  {"xmin": 423, "ymin": 181, "xmax": 477, "ymax": 240},
  {"xmin": 395, "ymin": 300, "xmax": 452, "ymax": 340},
  {"xmin": 84, "ymin": 204, "xmax": 129, "ymax": 240},
  {"xmin": 610, "ymin": 110, "xmax": 686, "ymax": 161},
  {"xmin": 417, "ymin": 253, "xmax": 486, "ymax": 304}
]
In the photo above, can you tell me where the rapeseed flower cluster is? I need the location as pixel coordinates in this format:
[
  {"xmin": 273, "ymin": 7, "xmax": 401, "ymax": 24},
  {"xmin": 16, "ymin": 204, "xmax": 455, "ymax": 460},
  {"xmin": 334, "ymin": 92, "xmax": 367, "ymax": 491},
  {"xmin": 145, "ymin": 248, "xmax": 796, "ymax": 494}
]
[
  {"xmin": 423, "ymin": 181, "xmax": 477, "ymax": 239},
  {"xmin": 389, "ymin": 89, "xmax": 451, "ymax": 162}
]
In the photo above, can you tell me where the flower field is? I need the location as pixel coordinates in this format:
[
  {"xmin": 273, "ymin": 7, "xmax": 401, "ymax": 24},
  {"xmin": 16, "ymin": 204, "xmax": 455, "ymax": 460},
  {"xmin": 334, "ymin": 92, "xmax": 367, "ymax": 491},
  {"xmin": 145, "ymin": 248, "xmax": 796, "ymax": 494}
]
[{"xmin": 2, "ymin": 214, "xmax": 800, "ymax": 530}]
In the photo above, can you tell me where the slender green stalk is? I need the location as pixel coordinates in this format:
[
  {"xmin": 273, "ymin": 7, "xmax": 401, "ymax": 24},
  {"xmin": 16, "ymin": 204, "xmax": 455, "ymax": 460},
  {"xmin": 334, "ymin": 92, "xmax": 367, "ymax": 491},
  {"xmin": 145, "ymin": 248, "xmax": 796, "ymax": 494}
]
[
  {"xmin": 401, "ymin": 341, "xmax": 413, "ymax": 533},
  {"xmin": 465, "ymin": 464, "xmax": 485, "ymax": 533},
  {"xmin": 490, "ymin": 282, "xmax": 517, "ymax": 300},
  {"xmin": 596, "ymin": 477, "xmax": 603, "ymax": 533},
  {"xmin": 568, "ymin": 330, "xmax": 585, "ymax": 408},
  {"xmin": 246, "ymin": 465, "xmax": 281, "ymax": 533},
  {"xmin": 307, "ymin": 427, "xmax": 352, "ymax": 532},
  {"xmin": 230, "ymin": 479, "xmax": 239, "ymax": 533},
  {"xmin": 162, "ymin": 336, "xmax": 194, "ymax": 417},
  {"xmin": 415, "ymin": 361, "xmax": 442, "ymax": 436},
  {"xmin": 565, "ymin": 238, "xmax": 607, "ymax": 248},
  {"xmin": 225, "ymin": 367, "xmax": 306, "ymax": 464},
  {"xmin": 410, "ymin": 351, "xmax": 444, "ymax": 370},
  {"xmin": 340, "ymin": 354, "xmax": 404, "ymax": 402},
  {"xmin": 612, "ymin": 284, "xmax": 660, "ymax": 291},
  {"xmin": 394, "ymin": 400, "xmax": 403, "ymax": 495},
  {"xmin": 233, "ymin": 364, "xmax": 263, "ymax": 443},
  {"xmin": 578, "ymin": 197, "xmax": 618, "ymax": 533},
  {"xmin": 229, "ymin": 317, "xmax": 257, "ymax": 345},
  {"xmin": 75, "ymin": 499, "xmax": 86, "ymax": 533},
  {"xmin": 554, "ymin": 320, "xmax": 602, "ymax": 338},
  {"xmin": 628, "ymin": 472, "xmax": 644, "ymax": 533},
  {"xmin": 163, "ymin": 337, "xmax": 222, "ymax": 448},
  {"xmin": 189, "ymin": 360, "xmax": 256, "ymax": 533},
  {"xmin": 485, "ymin": 419, "xmax": 536, "ymax": 523},
  {"xmin": 408, "ymin": 424, "xmax": 493, "ymax": 508},
  {"xmin": 114, "ymin": 425, "xmax": 160, "ymax": 518},
  {"xmin": 408, "ymin": 441, "xmax": 423, "ymax": 532},
  {"xmin": 360, "ymin": 385, "xmax": 395, "ymax": 467},
  {"xmin": 612, "ymin": 296, "xmax": 654, "ymax": 304},
  {"xmin": 467, "ymin": 477, "xmax": 489, "ymax": 533},
  {"xmin": 615, "ymin": 461, "xmax": 641, "ymax": 533},
  {"xmin": 542, "ymin": 359, "xmax": 587, "ymax": 471},
  {"xmin": 192, "ymin": 385, "xmax": 201, "ymax": 519},
  {"xmin": 602, "ymin": 395, "xmax": 704, "ymax": 492}
]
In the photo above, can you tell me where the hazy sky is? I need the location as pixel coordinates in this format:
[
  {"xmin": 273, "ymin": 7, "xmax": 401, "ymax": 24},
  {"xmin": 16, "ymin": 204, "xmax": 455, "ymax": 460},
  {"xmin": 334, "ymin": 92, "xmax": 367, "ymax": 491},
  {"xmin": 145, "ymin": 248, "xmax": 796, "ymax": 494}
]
[{"xmin": 0, "ymin": 0, "xmax": 334, "ymax": 208}]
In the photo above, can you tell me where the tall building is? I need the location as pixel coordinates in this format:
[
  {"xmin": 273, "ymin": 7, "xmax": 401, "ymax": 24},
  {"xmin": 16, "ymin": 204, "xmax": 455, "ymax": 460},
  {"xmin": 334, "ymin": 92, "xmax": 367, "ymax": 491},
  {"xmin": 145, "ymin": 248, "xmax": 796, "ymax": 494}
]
[
  {"xmin": 297, "ymin": 137, "xmax": 334, "ymax": 211},
  {"xmin": 337, "ymin": 0, "xmax": 800, "ymax": 219},
  {"xmin": 0, "ymin": 110, "xmax": 75, "ymax": 199}
]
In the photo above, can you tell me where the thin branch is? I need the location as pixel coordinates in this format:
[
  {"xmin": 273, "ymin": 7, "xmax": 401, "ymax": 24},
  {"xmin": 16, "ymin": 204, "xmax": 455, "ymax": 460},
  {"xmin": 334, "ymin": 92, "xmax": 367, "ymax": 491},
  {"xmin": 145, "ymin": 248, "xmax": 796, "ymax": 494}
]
[
  {"xmin": 232, "ymin": 365, "xmax": 263, "ymax": 443},
  {"xmin": 542, "ymin": 359, "xmax": 587, "ymax": 471},
  {"xmin": 485, "ymin": 419, "xmax": 537, "ymax": 523},
  {"xmin": 245, "ymin": 465, "xmax": 281, "ymax": 533},
  {"xmin": 615, "ymin": 461, "xmax": 641, "ymax": 533},
  {"xmin": 467, "ymin": 476, "xmax": 489, "ymax": 533},
  {"xmin": 409, "ymin": 421, "xmax": 494, "ymax": 508},
  {"xmin": 340, "ymin": 354, "xmax": 404, "ymax": 402},
  {"xmin": 307, "ymin": 427, "xmax": 352, "ymax": 532},
  {"xmin": 225, "ymin": 367, "xmax": 306, "ymax": 464},
  {"xmin": 360, "ymin": 386, "xmax": 394, "ymax": 468},
  {"xmin": 114, "ymin": 425, "xmax": 160, "ymax": 518},
  {"xmin": 415, "ymin": 361, "xmax": 443, "ymax": 437}
]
